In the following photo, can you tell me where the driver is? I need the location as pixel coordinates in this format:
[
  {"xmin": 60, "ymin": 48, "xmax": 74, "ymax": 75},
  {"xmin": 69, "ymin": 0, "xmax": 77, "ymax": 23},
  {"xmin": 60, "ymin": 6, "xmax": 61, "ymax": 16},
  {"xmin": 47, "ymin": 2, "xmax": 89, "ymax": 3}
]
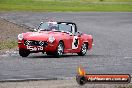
[{"xmin": 48, "ymin": 22, "xmax": 58, "ymax": 31}]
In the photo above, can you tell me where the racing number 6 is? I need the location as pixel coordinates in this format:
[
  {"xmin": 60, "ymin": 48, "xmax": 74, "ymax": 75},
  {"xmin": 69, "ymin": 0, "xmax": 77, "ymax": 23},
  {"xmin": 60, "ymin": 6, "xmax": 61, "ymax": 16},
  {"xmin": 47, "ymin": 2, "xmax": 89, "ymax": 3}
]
[{"xmin": 72, "ymin": 36, "xmax": 79, "ymax": 49}]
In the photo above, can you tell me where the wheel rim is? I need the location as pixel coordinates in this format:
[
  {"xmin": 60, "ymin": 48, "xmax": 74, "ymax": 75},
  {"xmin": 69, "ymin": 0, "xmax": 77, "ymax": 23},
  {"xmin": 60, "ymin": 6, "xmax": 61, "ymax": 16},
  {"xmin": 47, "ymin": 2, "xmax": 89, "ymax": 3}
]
[
  {"xmin": 82, "ymin": 44, "xmax": 87, "ymax": 54},
  {"xmin": 57, "ymin": 43, "xmax": 63, "ymax": 55}
]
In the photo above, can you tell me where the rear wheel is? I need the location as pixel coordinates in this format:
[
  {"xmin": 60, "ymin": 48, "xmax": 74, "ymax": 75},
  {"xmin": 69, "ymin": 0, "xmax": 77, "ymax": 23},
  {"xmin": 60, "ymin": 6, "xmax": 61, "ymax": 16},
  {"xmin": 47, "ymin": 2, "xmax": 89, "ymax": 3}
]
[
  {"xmin": 19, "ymin": 49, "xmax": 30, "ymax": 57},
  {"xmin": 54, "ymin": 42, "xmax": 64, "ymax": 58},
  {"xmin": 77, "ymin": 43, "xmax": 87, "ymax": 56}
]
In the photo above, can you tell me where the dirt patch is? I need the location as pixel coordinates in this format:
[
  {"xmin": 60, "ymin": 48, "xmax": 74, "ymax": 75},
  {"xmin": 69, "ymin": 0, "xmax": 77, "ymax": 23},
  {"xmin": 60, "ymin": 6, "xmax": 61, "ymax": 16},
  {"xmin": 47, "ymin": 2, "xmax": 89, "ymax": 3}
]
[{"xmin": 0, "ymin": 17, "xmax": 28, "ymax": 54}]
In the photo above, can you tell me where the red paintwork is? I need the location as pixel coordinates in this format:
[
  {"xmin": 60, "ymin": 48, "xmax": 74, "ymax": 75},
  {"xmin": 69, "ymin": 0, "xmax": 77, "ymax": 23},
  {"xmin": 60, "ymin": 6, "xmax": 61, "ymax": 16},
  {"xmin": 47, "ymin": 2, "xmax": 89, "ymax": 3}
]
[{"xmin": 18, "ymin": 28, "xmax": 93, "ymax": 54}]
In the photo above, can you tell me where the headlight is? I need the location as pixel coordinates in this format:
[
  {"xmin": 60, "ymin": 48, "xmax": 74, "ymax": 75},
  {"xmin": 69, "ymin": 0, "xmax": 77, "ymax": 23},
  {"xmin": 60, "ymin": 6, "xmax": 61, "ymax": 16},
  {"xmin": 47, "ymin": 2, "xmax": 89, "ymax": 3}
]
[
  {"xmin": 18, "ymin": 34, "xmax": 23, "ymax": 40},
  {"xmin": 48, "ymin": 36, "xmax": 55, "ymax": 43}
]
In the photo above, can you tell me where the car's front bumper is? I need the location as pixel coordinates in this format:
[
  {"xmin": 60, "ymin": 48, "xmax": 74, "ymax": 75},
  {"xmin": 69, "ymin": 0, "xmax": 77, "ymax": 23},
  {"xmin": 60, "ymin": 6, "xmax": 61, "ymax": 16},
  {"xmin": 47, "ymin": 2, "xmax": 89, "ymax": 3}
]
[{"xmin": 18, "ymin": 40, "xmax": 58, "ymax": 52}]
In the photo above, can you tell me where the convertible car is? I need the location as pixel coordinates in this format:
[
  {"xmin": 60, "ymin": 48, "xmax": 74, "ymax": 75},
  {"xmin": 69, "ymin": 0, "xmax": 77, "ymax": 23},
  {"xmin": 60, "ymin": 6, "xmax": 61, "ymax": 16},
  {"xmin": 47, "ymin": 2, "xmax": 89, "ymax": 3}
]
[{"xmin": 18, "ymin": 21, "xmax": 93, "ymax": 57}]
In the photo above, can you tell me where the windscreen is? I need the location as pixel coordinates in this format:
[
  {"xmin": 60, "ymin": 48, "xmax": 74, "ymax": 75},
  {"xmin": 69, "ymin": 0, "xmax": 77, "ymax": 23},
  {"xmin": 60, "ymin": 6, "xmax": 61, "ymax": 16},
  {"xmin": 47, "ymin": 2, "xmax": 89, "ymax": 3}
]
[
  {"xmin": 38, "ymin": 22, "xmax": 58, "ymax": 31},
  {"xmin": 58, "ymin": 24, "xmax": 72, "ymax": 33}
]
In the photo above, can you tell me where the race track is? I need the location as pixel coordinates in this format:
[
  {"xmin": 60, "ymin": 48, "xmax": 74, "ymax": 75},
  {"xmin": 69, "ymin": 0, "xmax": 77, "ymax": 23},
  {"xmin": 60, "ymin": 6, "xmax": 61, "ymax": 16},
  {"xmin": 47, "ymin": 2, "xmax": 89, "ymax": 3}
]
[{"xmin": 0, "ymin": 12, "xmax": 132, "ymax": 81}]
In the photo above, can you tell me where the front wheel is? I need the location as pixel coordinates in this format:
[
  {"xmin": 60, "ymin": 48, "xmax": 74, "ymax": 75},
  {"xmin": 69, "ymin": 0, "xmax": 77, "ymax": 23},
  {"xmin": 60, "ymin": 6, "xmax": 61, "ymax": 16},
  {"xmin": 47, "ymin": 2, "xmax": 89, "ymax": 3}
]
[
  {"xmin": 77, "ymin": 43, "xmax": 87, "ymax": 56},
  {"xmin": 54, "ymin": 42, "xmax": 64, "ymax": 58},
  {"xmin": 19, "ymin": 49, "xmax": 30, "ymax": 57}
]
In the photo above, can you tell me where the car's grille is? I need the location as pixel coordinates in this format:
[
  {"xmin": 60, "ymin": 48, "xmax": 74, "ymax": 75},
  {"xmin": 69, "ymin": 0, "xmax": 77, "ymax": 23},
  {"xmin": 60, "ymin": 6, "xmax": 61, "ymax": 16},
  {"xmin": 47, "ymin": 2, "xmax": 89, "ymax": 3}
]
[{"xmin": 24, "ymin": 40, "xmax": 48, "ymax": 46}]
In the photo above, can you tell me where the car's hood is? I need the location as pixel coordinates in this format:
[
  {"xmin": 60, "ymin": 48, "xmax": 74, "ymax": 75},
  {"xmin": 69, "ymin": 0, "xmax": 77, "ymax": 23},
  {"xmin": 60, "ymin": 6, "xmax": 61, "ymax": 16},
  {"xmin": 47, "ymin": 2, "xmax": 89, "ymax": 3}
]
[{"xmin": 23, "ymin": 31, "xmax": 63, "ymax": 41}]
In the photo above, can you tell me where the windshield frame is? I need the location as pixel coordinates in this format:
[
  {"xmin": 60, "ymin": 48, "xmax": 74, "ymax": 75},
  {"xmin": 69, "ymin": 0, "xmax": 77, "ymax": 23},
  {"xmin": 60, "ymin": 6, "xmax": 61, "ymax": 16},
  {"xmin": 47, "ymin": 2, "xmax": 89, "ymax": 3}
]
[
  {"xmin": 37, "ymin": 22, "xmax": 74, "ymax": 34},
  {"xmin": 38, "ymin": 22, "xmax": 58, "ymax": 31}
]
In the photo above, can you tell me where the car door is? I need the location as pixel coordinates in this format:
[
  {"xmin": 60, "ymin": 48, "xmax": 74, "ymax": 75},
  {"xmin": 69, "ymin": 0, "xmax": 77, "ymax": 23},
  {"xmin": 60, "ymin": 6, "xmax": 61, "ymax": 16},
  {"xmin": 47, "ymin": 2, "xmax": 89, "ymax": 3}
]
[
  {"xmin": 58, "ymin": 23, "xmax": 72, "ymax": 52},
  {"xmin": 69, "ymin": 24, "xmax": 81, "ymax": 52},
  {"xmin": 58, "ymin": 23, "xmax": 80, "ymax": 52}
]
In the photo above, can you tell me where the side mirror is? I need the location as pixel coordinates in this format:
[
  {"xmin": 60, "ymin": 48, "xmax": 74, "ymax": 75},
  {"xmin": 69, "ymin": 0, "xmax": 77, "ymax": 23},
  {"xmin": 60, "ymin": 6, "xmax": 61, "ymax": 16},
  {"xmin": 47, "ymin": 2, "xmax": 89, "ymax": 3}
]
[{"xmin": 77, "ymin": 31, "xmax": 82, "ymax": 37}]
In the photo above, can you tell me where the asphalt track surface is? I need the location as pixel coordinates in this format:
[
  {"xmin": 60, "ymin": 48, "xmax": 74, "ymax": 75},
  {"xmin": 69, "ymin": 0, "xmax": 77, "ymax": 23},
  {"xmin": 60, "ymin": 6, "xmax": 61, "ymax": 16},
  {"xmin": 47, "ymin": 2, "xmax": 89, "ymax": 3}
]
[{"xmin": 0, "ymin": 12, "xmax": 132, "ymax": 81}]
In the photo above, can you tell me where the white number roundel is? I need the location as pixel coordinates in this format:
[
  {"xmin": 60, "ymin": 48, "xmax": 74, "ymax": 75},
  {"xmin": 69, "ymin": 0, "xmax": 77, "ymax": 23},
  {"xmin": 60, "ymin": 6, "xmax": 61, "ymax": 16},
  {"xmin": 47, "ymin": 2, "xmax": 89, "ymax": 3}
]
[{"xmin": 72, "ymin": 36, "xmax": 79, "ymax": 49}]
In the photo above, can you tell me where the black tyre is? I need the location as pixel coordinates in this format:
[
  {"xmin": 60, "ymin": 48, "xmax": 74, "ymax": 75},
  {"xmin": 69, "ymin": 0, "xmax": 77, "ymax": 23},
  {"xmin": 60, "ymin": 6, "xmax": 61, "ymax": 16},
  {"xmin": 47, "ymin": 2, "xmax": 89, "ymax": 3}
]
[
  {"xmin": 77, "ymin": 43, "xmax": 87, "ymax": 56},
  {"xmin": 76, "ymin": 75, "xmax": 87, "ymax": 85},
  {"xmin": 19, "ymin": 49, "xmax": 30, "ymax": 57},
  {"xmin": 54, "ymin": 42, "xmax": 64, "ymax": 58}
]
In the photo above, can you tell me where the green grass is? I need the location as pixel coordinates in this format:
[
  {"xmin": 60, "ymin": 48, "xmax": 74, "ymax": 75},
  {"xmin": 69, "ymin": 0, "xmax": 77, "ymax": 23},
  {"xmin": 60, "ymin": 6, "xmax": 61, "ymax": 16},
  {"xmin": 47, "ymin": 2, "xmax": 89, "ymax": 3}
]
[
  {"xmin": 0, "ymin": 40, "xmax": 17, "ymax": 50},
  {"xmin": 33, "ymin": 0, "xmax": 132, "ymax": 2},
  {"xmin": 80, "ymin": 0, "xmax": 132, "ymax": 2},
  {"xmin": 0, "ymin": 0, "xmax": 132, "ymax": 12}
]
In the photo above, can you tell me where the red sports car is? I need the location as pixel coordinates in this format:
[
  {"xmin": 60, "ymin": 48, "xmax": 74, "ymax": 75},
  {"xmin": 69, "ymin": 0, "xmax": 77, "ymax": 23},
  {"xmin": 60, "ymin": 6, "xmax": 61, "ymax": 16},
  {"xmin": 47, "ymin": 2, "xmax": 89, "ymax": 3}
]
[{"xmin": 18, "ymin": 21, "xmax": 93, "ymax": 57}]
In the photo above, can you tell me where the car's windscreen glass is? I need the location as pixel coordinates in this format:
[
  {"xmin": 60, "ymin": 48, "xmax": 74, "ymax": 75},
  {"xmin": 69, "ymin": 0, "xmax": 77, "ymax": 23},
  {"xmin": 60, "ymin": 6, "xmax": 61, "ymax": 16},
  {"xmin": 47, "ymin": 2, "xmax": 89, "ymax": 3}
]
[
  {"xmin": 38, "ymin": 22, "xmax": 58, "ymax": 31},
  {"xmin": 58, "ymin": 24, "xmax": 72, "ymax": 33}
]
